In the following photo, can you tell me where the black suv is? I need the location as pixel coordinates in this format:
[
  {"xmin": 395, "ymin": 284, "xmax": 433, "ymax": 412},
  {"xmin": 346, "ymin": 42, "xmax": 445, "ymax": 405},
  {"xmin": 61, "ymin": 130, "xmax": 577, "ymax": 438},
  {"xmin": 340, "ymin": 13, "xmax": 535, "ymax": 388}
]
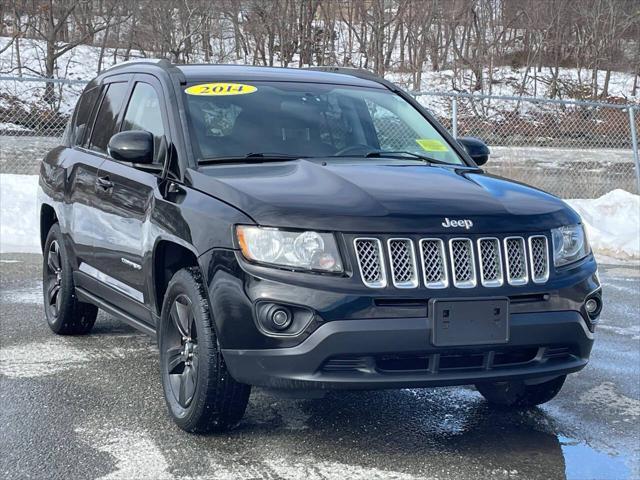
[{"xmin": 39, "ymin": 61, "xmax": 601, "ymax": 433}]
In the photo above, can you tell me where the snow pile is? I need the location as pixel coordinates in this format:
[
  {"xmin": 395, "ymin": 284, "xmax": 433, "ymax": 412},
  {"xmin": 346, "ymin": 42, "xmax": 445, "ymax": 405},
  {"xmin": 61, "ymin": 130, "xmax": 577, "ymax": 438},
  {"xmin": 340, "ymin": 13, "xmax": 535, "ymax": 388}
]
[
  {"xmin": 567, "ymin": 189, "xmax": 640, "ymax": 261},
  {"xmin": 0, "ymin": 122, "xmax": 33, "ymax": 132},
  {"xmin": 0, "ymin": 174, "xmax": 638, "ymax": 261},
  {"xmin": 0, "ymin": 174, "xmax": 40, "ymax": 253}
]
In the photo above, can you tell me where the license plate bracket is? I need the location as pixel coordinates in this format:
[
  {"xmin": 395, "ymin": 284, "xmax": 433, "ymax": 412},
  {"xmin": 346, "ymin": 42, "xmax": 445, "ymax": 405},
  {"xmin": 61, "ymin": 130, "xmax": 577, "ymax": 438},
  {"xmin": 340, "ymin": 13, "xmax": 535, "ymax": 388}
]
[{"xmin": 430, "ymin": 298, "xmax": 509, "ymax": 347}]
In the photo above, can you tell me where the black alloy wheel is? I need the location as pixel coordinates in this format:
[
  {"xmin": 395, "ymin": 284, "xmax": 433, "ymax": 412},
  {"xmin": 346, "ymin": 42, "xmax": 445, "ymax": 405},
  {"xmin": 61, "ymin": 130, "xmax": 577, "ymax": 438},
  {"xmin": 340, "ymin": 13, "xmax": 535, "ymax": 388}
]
[
  {"xmin": 45, "ymin": 239, "xmax": 63, "ymax": 319},
  {"xmin": 159, "ymin": 267, "xmax": 250, "ymax": 432},
  {"xmin": 163, "ymin": 294, "xmax": 200, "ymax": 409},
  {"xmin": 42, "ymin": 223, "xmax": 97, "ymax": 334}
]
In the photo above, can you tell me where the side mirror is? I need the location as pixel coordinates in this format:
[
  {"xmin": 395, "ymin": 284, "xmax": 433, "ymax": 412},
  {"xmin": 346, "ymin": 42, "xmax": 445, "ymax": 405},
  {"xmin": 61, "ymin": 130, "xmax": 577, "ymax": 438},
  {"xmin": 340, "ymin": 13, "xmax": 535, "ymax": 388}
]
[
  {"xmin": 108, "ymin": 130, "xmax": 154, "ymax": 164},
  {"xmin": 457, "ymin": 136, "xmax": 490, "ymax": 166}
]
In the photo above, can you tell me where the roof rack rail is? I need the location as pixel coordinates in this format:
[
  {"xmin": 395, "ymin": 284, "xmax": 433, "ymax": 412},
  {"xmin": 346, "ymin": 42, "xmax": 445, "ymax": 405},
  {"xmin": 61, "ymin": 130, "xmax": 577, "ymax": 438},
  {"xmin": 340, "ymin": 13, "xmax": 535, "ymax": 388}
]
[
  {"xmin": 305, "ymin": 66, "xmax": 399, "ymax": 91},
  {"xmin": 104, "ymin": 58, "xmax": 173, "ymax": 72},
  {"xmin": 306, "ymin": 66, "xmax": 379, "ymax": 80}
]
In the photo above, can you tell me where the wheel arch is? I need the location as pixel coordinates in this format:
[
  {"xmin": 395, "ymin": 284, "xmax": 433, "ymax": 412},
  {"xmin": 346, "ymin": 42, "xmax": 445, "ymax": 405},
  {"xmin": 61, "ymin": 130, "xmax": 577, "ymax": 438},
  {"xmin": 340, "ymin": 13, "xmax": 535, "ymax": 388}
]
[
  {"xmin": 152, "ymin": 239, "xmax": 201, "ymax": 317},
  {"xmin": 40, "ymin": 204, "xmax": 58, "ymax": 253}
]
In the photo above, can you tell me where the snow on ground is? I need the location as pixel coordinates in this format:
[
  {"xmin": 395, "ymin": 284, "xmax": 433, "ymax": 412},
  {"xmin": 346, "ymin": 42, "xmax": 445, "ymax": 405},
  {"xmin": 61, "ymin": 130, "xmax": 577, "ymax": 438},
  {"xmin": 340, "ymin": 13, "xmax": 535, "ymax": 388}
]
[
  {"xmin": 0, "ymin": 122, "xmax": 33, "ymax": 132},
  {"xmin": 567, "ymin": 190, "xmax": 640, "ymax": 262},
  {"xmin": 0, "ymin": 37, "xmax": 140, "ymax": 114},
  {"xmin": 1, "ymin": 36, "xmax": 638, "ymax": 118},
  {"xmin": 388, "ymin": 67, "xmax": 639, "ymax": 101},
  {"xmin": 0, "ymin": 174, "xmax": 39, "ymax": 253},
  {"xmin": 1, "ymin": 174, "xmax": 638, "ymax": 261}
]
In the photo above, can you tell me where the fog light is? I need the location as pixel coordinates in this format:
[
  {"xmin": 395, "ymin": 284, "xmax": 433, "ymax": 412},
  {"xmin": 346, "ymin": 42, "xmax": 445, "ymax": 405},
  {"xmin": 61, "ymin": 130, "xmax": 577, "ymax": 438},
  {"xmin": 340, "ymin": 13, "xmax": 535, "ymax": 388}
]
[
  {"xmin": 255, "ymin": 302, "xmax": 315, "ymax": 336},
  {"xmin": 585, "ymin": 298, "xmax": 598, "ymax": 314},
  {"xmin": 271, "ymin": 308, "xmax": 292, "ymax": 330}
]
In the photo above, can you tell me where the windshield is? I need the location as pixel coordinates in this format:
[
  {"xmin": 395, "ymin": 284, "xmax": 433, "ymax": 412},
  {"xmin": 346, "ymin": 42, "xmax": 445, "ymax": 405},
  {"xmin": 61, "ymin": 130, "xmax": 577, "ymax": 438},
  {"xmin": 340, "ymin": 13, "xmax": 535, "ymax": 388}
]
[{"xmin": 183, "ymin": 81, "xmax": 464, "ymax": 165}]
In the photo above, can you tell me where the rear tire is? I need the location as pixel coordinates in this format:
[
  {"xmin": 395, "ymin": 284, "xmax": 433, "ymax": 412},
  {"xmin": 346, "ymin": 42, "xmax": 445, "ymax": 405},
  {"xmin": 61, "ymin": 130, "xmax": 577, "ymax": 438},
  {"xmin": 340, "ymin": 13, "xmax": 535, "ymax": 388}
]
[
  {"xmin": 159, "ymin": 267, "xmax": 251, "ymax": 433},
  {"xmin": 43, "ymin": 223, "xmax": 97, "ymax": 335},
  {"xmin": 475, "ymin": 375, "xmax": 566, "ymax": 408}
]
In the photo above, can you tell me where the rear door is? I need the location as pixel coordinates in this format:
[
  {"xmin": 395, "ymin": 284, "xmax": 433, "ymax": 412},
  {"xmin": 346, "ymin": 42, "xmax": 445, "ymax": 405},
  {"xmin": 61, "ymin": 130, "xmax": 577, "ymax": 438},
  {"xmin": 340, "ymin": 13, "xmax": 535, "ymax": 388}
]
[
  {"xmin": 92, "ymin": 74, "xmax": 170, "ymax": 322},
  {"xmin": 66, "ymin": 79, "xmax": 129, "ymax": 272}
]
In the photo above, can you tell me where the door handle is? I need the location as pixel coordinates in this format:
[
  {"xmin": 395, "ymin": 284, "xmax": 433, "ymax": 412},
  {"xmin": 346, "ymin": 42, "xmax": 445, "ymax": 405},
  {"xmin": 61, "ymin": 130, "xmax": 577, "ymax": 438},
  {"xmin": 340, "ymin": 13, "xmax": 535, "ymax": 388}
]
[{"xmin": 96, "ymin": 176, "xmax": 113, "ymax": 190}]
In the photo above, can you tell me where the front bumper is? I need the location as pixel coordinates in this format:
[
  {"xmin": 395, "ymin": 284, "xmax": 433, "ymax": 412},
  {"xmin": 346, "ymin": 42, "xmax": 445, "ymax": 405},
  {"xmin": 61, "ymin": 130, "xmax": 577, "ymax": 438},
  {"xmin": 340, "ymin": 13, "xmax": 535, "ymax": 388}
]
[
  {"xmin": 199, "ymin": 249, "xmax": 599, "ymax": 391},
  {"xmin": 222, "ymin": 310, "xmax": 594, "ymax": 390}
]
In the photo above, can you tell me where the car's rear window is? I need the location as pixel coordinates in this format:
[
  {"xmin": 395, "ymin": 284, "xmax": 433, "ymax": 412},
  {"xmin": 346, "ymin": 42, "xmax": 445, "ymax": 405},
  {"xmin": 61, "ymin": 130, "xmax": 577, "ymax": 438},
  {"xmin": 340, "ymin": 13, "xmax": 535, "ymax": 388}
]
[{"xmin": 183, "ymin": 81, "xmax": 463, "ymax": 165}]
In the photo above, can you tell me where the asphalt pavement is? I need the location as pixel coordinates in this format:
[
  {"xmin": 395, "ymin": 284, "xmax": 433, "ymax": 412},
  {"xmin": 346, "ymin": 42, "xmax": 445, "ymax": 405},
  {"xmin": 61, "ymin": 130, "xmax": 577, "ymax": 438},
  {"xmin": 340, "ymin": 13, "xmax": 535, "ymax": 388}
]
[{"xmin": 1, "ymin": 253, "xmax": 638, "ymax": 480}]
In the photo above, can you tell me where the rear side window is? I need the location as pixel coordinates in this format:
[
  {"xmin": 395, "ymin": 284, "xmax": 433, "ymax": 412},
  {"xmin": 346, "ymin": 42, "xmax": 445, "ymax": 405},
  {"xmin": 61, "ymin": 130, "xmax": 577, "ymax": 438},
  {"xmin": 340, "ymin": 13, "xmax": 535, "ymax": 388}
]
[
  {"xmin": 121, "ymin": 83, "xmax": 165, "ymax": 163},
  {"xmin": 89, "ymin": 82, "xmax": 128, "ymax": 154},
  {"xmin": 69, "ymin": 86, "xmax": 100, "ymax": 146}
]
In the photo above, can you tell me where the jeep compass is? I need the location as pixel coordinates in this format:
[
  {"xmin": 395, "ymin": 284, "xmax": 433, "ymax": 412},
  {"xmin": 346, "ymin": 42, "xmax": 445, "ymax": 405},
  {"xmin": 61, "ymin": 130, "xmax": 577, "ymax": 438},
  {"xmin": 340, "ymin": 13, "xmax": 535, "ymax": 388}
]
[{"xmin": 38, "ymin": 61, "xmax": 601, "ymax": 432}]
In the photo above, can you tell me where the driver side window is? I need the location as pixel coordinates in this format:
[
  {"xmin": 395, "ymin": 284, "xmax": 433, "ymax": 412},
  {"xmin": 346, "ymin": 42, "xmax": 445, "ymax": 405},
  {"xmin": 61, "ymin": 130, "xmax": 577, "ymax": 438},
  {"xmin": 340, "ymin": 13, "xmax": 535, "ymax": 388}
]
[{"xmin": 121, "ymin": 82, "xmax": 165, "ymax": 163}]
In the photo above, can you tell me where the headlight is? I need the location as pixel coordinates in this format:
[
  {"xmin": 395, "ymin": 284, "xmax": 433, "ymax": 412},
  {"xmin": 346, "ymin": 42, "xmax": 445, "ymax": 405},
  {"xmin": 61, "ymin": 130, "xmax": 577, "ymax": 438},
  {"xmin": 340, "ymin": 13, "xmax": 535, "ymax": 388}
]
[
  {"xmin": 236, "ymin": 226, "xmax": 343, "ymax": 272},
  {"xmin": 551, "ymin": 224, "xmax": 590, "ymax": 267}
]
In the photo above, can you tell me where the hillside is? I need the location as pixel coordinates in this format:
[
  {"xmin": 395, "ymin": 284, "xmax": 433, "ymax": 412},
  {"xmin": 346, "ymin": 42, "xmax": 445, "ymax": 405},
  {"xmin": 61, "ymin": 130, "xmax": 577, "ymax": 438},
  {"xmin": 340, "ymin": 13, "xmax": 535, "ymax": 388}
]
[{"xmin": 1, "ymin": 35, "xmax": 638, "ymax": 132}]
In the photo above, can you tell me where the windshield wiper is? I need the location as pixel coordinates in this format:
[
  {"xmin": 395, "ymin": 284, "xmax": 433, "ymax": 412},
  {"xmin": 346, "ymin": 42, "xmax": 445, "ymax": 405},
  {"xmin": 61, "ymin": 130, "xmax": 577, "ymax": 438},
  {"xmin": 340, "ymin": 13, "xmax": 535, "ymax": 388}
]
[
  {"xmin": 362, "ymin": 150, "xmax": 456, "ymax": 166},
  {"xmin": 245, "ymin": 152, "xmax": 309, "ymax": 159},
  {"xmin": 199, "ymin": 152, "xmax": 309, "ymax": 165}
]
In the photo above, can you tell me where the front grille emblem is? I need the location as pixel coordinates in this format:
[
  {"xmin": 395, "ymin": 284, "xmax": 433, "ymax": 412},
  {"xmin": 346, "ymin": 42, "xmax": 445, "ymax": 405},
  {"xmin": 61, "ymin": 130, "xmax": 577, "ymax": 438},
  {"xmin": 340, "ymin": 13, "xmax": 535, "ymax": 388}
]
[{"xmin": 442, "ymin": 218, "xmax": 473, "ymax": 229}]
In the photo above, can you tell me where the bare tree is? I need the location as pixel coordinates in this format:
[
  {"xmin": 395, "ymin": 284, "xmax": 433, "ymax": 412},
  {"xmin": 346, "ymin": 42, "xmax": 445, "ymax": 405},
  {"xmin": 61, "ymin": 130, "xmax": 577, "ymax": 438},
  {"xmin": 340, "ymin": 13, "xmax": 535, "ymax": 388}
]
[
  {"xmin": 2, "ymin": 0, "xmax": 638, "ymax": 102},
  {"xmin": 23, "ymin": 0, "xmax": 126, "ymax": 105}
]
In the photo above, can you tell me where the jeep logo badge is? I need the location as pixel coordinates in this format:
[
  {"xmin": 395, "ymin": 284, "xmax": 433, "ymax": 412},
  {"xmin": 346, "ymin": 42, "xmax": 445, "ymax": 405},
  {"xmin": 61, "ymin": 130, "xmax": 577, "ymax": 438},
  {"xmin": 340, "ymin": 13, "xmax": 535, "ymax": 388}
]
[{"xmin": 442, "ymin": 218, "xmax": 473, "ymax": 229}]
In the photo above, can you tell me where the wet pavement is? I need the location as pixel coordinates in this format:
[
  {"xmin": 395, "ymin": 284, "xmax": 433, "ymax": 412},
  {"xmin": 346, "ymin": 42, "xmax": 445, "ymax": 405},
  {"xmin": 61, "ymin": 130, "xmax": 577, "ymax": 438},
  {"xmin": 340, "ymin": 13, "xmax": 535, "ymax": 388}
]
[{"xmin": 1, "ymin": 253, "xmax": 638, "ymax": 480}]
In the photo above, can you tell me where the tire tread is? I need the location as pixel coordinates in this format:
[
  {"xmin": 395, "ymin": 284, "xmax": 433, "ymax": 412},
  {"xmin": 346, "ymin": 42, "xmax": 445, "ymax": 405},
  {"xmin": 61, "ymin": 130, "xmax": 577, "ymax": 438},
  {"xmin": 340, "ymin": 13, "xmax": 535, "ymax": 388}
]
[
  {"xmin": 43, "ymin": 223, "xmax": 97, "ymax": 335},
  {"xmin": 161, "ymin": 267, "xmax": 250, "ymax": 433}
]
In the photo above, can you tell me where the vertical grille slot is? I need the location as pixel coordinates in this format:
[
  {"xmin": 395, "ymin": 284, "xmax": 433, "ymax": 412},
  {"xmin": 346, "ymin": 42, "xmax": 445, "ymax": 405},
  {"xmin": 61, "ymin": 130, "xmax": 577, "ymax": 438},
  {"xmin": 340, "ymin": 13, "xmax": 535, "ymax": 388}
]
[
  {"xmin": 477, "ymin": 237, "xmax": 503, "ymax": 287},
  {"xmin": 449, "ymin": 238, "xmax": 477, "ymax": 288},
  {"xmin": 355, "ymin": 234, "xmax": 550, "ymax": 289},
  {"xmin": 504, "ymin": 237, "xmax": 528, "ymax": 285},
  {"xmin": 529, "ymin": 236, "xmax": 549, "ymax": 283},
  {"xmin": 354, "ymin": 238, "xmax": 387, "ymax": 288},
  {"xmin": 387, "ymin": 239, "xmax": 418, "ymax": 288},
  {"xmin": 419, "ymin": 239, "xmax": 448, "ymax": 288}
]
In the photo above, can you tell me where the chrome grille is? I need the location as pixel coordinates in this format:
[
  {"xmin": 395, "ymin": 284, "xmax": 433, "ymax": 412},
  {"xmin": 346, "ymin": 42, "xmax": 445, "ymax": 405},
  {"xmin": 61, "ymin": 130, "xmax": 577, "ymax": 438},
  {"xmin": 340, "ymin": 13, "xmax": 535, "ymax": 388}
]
[
  {"xmin": 419, "ymin": 239, "xmax": 448, "ymax": 288},
  {"xmin": 354, "ymin": 234, "xmax": 548, "ymax": 289},
  {"xmin": 478, "ymin": 238, "xmax": 503, "ymax": 287},
  {"xmin": 354, "ymin": 238, "xmax": 386, "ymax": 288},
  {"xmin": 529, "ymin": 236, "xmax": 549, "ymax": 283},
  {"xmin": 449, "ymin": 238, "xmax": 476, "ymax": 288},
  {"xmin": 387, "ymin": 239, "xmax": 418, "ymax": 288},
  {"xmin": 504, "ymin": 237, "xmax": 528, "ymax": 285}
]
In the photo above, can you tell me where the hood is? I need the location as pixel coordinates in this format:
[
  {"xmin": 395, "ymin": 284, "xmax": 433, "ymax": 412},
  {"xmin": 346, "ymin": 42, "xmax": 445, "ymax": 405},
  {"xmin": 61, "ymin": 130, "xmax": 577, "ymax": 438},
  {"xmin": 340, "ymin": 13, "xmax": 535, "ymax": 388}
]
[{"xmin": 189, "ymin": 160, "xmax": 579, "ymax": 233}]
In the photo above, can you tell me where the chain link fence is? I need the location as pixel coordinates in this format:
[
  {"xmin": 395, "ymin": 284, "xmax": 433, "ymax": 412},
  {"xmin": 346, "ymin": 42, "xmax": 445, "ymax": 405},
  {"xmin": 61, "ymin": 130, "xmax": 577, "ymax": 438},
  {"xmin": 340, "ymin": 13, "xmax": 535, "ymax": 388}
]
[
  {"xmin": 0, "ymin": 76, "xmax": 87, "ymax": 175},
  {"xmin": 1, "ymin": 75, "xmax": 638, "ymax": 199},
  {"xmin": 414, "ymin": 92, "xmax": 640, "ymax": 199}
]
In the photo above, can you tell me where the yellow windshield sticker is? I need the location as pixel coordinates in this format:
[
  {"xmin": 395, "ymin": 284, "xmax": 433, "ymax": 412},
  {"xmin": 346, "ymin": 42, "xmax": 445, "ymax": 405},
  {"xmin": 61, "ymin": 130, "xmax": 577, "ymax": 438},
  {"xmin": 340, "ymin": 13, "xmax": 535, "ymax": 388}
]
[
  {"xmin": 185, "ymin": 83, "xmax": 257, "ymax": 96},
  {"xmin": 415, "ymin": 138, "xmax": 449, "ymax": 152}
]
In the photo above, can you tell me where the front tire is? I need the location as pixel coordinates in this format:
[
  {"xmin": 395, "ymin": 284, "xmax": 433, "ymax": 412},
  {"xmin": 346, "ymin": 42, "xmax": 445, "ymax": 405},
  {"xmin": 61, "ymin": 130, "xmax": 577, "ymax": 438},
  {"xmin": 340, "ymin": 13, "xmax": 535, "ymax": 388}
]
[
  {"xmin": 159, "ymin": 267, "xmax": 251, "ymax": 433},
  {"xmin": 475, "ymin": 375, "xmax": 566, "ymax": 408},
  {"xmin": 43, "ymin": 223, "xmax": 97, "ymax": 335}
]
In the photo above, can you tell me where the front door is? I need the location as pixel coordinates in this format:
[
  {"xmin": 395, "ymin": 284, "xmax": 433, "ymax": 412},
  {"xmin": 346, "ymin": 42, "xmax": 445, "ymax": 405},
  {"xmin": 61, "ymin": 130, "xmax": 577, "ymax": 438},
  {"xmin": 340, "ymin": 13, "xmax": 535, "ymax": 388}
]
[{"xmin": 91, "ymin": 75, "xmax": 170, "ymax": 323}]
